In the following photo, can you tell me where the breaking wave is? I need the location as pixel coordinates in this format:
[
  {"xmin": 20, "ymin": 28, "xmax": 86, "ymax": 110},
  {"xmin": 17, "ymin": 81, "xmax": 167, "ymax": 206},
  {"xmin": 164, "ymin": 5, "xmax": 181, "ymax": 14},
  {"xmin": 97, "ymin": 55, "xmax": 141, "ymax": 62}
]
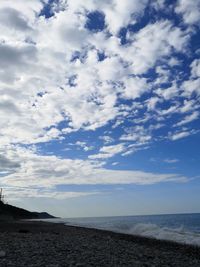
[
  {"xmin": 64, "ymin": 221, "xmax": 200, "ymax": 246},
  {"xmin": 127, "ymin": 223, "xmax": 200, "ymax": 246},
  {"xmin": 42, "ymin": 214, "xmax": 200, "ymax": 246}
]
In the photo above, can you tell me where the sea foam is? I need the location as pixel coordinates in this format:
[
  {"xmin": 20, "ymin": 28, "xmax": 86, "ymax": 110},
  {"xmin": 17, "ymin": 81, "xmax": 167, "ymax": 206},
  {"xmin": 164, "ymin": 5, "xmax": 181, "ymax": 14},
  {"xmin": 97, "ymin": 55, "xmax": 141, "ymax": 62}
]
[
  {"xmin": 41, "ymin": 213, "xmax": 200, "ymax": 246},
  {"xmin": 127, "ymin": 223, "xmax": 200, "ymax": 246}
]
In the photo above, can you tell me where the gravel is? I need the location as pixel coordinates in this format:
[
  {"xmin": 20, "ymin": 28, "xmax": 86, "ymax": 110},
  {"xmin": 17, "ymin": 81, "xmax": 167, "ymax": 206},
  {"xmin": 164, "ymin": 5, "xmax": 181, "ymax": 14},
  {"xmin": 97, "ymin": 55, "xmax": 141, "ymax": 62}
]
[{"xmin": 0, "ymin": 221, "xmax": 200, "ymax": 267}]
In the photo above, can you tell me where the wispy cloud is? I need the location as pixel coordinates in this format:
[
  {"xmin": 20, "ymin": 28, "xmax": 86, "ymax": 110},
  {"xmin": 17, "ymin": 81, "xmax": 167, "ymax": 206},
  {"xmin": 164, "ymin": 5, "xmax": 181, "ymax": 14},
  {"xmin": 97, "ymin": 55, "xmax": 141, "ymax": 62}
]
[{"xmin": 163, "ymin": 159, "xmax": 180, "ymax": 164}]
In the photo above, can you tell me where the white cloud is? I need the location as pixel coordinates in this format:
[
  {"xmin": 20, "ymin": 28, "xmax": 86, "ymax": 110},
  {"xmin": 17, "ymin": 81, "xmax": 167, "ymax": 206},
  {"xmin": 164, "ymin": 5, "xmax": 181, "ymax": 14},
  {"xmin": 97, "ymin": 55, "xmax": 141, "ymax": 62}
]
[
  {"xmin": 163, "ymin": 158, "xmax": 180, "ymax": 164},
  {"xmin": 97, "ymin": 56, "xmax": 127, "ymax": 81},
  {"xmin": 51, "ymin": 0, "xmax": 68, "ymax": 14},
  {"xmin": 111, "ymin": 162, "xmax": 119, "ymax": 166},
  {"xmin": 150, "ymin": 0, "xmax": 166, "ymax": 11},
  {"xmin": 0, "ymin": 1, "xmax": 198, "ymax": 202},
  {"xmin": 122, "ymin": 76, "xmax": 149, "ymax": 99},
  {"xmin": 169, "ymin": 130, "xmax": 191, "ymax": 141},
  {"xmin": 75, "ymin": 141, "xmax": 94, "ymax": 151},
  {"xmin": 125, "ymin": 20, "xmax": 189, "ymax": 74},
  {"xmin": 175, "ymin": 0, "xmax": 200, "ymax": 26},
  {"xmin": 0, "ymin": 147, "xmax": 188, "ymax": 192},
  {"xmin": 100, "ymin": 144, "xmax": 125, "ymax": 154},
  {"xmin": 89, "ymin": 143, "xmax": 125, "ymax": 159},
  {"xmin": 146, "ymin": 97, "xmax": 161, "ymax": 111},
  {"xmin": 121, "ymin": 134, "xmax": 151, "ymax": 143},
  {"xmin": 0, "ymin": 0, "xmax": 43, "ymax": 21},
  {"xmin": 176, "ymin": 111, "xmax": 199, "ymax": 127},
  {"xmin": 103, "ymin": 0, "xmax": 148, "ymax": 34},
  {"xmin": 53, "ymin": 0, "xmax": 148, "ymax": 35},
  {"xmin": 168, "ymin": 57, "xmax": 180, "ymax": 67},
  {"xmin": 191, "ymin": 59, "xmax": 200, "ymax": 78},
  {"xmin": 3, "ymin": 186, "xmax": 98, "ymax": 201},
  {"xmin": 182, "ymin": 78, "xmax": 200, "ymax": 96},
  {"xmin": 120, "ymin": 126, "xmax": 152, "ymax": 144},
  {"xmin": 0, "ymin": 2, "xmax": 193, "ymax": 150},
  {"xmin": 99, "ymin": 135, "xmax": 114, "ymax": 144},
  {"xmin": 156, "ymin": 82, "xmax": 179, "ymax": 101},
  {"xmin": 0, "ymin": 7, "xmax": 32, "ymax": 32},
  {"xmin": 0, "ymin": 155, "xmax": 20, "ymax": 173},
  {"xmin": 179, "ymin": 100, "xmax": 197, "ymax": 114}
]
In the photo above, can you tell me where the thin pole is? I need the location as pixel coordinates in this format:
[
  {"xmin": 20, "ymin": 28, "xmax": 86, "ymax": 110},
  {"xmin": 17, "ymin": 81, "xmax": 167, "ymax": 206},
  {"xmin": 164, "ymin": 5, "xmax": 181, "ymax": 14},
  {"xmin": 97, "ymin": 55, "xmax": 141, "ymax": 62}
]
[{"xmin": 0, "ymin": 188, "xmax": 2, "ymax": 202}]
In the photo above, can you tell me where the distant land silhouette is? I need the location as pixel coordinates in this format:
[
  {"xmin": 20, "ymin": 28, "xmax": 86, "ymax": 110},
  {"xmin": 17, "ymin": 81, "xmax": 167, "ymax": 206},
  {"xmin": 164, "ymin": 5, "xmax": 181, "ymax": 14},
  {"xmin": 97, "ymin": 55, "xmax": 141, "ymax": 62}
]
[{"xmin": 0, "ymin": 190, "xmax": 56, "ymax": 220}]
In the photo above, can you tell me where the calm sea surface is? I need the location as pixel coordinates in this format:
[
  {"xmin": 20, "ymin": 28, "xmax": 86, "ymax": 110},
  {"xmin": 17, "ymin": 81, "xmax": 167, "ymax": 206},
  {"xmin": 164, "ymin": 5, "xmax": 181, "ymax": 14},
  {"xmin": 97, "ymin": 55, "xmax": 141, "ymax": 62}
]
[{"xmin": 43, "ymin": 213, "xmax": 200, "ymax": 246}]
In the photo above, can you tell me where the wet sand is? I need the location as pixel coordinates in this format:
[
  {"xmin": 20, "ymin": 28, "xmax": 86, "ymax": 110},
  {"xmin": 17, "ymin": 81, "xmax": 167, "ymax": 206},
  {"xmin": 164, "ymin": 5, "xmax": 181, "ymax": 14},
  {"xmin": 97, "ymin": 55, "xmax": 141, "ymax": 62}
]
[{"xmin": 0, "ymin": 220, "xmax": 200, "ymax": 266}]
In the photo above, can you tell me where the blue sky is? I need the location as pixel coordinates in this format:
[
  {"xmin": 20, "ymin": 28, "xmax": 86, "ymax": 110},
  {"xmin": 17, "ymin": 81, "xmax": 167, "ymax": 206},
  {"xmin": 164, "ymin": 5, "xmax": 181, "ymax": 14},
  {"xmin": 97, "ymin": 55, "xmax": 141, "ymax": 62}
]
[{"xmin": 0, "ymin": 0, "xmax": 200, "ymax": 217}]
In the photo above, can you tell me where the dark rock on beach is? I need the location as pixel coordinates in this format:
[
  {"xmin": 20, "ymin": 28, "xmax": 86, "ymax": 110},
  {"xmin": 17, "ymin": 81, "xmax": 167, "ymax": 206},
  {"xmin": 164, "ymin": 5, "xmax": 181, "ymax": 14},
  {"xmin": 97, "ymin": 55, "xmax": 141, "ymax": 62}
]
[{"xmin": 0, "ymin": 221, "xmax": 200, "ymax": 266}]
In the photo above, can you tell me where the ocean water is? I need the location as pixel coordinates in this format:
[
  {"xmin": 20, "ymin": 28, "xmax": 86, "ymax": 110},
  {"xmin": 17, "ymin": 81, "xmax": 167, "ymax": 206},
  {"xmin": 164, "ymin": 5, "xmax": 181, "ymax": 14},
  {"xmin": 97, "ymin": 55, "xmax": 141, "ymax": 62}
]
[{"xmin": 44, "ymin": 213, "xmax": 200, "ymax": 246}]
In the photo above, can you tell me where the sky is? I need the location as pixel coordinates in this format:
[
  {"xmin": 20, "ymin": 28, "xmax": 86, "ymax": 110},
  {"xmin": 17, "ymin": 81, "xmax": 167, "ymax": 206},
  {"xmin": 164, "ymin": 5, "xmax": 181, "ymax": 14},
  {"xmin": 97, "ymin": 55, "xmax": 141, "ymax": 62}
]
[{"xmin": 0, "ymin": 0, "xmax": 200, "ymax": 218}]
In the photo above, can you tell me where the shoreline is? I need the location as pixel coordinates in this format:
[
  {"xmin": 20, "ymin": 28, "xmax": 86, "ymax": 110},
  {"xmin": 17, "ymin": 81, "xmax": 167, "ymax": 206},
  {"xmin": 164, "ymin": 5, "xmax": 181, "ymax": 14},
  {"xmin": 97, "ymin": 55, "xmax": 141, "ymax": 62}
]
[
  {"xmin": 0, "ymin": 220, "xmax": 200, "ymax": 266},
  {"xmin": 32, "ymin": 218, "xmax": 200, "ymax": 249}
]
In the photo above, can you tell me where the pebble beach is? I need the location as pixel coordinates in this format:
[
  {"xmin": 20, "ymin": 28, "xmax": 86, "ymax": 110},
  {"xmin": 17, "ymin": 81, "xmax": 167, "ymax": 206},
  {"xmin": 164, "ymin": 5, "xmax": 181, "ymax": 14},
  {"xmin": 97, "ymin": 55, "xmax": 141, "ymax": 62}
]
[{"xmin": 0, "ymin": 221, "xmax": 200, "ymax": 267}]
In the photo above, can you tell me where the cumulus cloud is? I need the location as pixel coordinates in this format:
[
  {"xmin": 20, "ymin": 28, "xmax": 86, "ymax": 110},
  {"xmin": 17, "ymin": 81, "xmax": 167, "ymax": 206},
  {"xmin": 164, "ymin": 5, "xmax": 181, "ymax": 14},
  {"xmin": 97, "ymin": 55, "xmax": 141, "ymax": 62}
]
[
  {"xmin": 0, "ymin": 0, "xmax": 194, "ymax": 148},
  {"xmin": 65, "ymin": 0, "xmax": 148, "ymax": 34},
  {"xmin": 102, "ymin": 0, "xmax": 148, "ymax": 34},
  {"xmin": 122, "ymin": 76, "xmax": 149, "ymax": 99},
  {"xmin": 89, "ymin": 144, "xmax": 125, "ymax": 159},
  {"xmin": 125, "ymin": 20, "xmax": 189, "ymax": 74},
  {"xmin": 120, "ymin": 126, "xmax": 152, "ymax": 144},
  {"xmin": 175, "ymin": 0, "xmax": 200, "ymax": 26},
  {"xmin": 182, "ymin": 78, "xmax": 200, "ymax": 97},
  {"xmin": 0, "ymin": 7, "xmax": 32, "ymax": 31},
  {"xmin": 0, "ymin": 1, "xmax": 199, "ymax": 202},
  {"xmin": 75, "ymin": 141, "xmax": 94, "ymax": 151},
  {"xmin": 0, "ymin": 0, "xmax": 43, "ymax": 21},
  {"xmin": 191, "ymin": 59, "xmax": 200, "ymax": 78}
]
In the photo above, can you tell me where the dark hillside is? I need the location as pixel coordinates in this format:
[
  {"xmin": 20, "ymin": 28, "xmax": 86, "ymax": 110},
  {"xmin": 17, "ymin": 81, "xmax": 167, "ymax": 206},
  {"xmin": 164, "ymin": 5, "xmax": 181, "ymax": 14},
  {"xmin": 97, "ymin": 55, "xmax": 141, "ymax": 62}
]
[{"xmin": 0, "ymin": 201, "xmax": 56, "ymax": 220}]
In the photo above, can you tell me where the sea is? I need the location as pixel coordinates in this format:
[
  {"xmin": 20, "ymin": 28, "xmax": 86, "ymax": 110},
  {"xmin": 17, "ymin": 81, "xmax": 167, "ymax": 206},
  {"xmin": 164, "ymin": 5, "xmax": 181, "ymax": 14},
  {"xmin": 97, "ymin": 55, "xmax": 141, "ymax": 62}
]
[{"xmin": 43, "ymin": 213, "xmax": 200, "ymax": 246}]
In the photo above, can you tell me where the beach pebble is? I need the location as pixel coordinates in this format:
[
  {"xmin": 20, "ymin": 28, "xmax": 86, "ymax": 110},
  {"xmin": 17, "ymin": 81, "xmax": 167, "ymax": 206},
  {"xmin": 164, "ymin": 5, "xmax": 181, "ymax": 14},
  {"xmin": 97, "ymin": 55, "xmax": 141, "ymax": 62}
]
[
  {"xmin": 0, "ymin": 251, "xmax": 6, "ymax": 257},
  {"xmin": 18, "ymin": 229, "xmax": 30, "ymax": 234}
]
